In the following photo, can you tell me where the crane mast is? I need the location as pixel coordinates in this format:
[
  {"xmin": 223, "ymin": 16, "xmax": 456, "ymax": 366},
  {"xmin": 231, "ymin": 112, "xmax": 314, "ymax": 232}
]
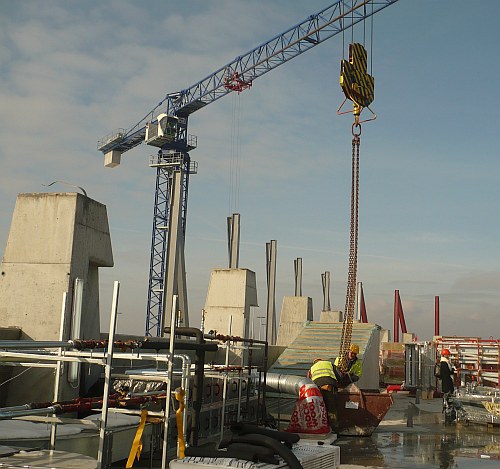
[{"xmin": 97, "ymin": 0, "xmax": 399, "ymax": 337}]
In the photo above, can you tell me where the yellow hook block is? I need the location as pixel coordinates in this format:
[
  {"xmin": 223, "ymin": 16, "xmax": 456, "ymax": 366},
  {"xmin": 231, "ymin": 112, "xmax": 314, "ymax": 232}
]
[{"xmin": 340, "ymin": 43, "xmax": 374, "ymax": 110}]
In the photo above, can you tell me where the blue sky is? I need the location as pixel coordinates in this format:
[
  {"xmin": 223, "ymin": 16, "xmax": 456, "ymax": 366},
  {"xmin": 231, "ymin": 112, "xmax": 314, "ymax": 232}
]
[{"xmin": 1, "ymin": 0, "xmax": 499, "ymax": 341}]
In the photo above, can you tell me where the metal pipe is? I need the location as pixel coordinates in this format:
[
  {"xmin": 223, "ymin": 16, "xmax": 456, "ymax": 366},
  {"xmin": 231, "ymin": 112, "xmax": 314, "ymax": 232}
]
[
  {"xmin": 50, "ymin": 290, "xmax": 69, "ymax": 450},
  {"xmin": 0, "ymin": 340, "xmax": 76, "ymax": 349},
  {"xmin": 265, "ymin": 373, "xmax": 315, "ymax": 395},
  {"xmin": 0, "ymin": 350, "xmax": 105, "ymax": 365},
  {"xmin": 0, "ymin": 405, "xmax": 61, "ymax": 420},
  {"xmin": 0, "ymin": 350, "xmax": 181, "ymax": 364},
  {"xmin": 97, "ymin": 280, "xmax": 120, "ymax": 469},
  {"xmin": 162, "ymin": 294, "xmax": 178, "ymax": 469},
  {"xmin": 163, "ymin": 326, "xmax": 216, "ymax": 447},
  {"xmin": 0, "ymin": 403, "xmax": 32, "ymax": 413},
  {"xmin": 219, "ymin": 317, "xmax": 232, "ymax": 444},
  {"xmin": 68, "ymin": 278, "xmax": 84, "ymax": 386}
]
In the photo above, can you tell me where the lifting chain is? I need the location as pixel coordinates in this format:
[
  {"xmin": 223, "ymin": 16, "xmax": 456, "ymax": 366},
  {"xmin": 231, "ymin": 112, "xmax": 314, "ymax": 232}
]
[{"xmin": 338, "ymin": 126, "xmax": 361, "ymax": 373}]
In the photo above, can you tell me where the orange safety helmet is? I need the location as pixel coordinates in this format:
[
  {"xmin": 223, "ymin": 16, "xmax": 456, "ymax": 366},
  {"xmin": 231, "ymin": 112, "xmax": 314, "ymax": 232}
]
[{"xmin": 441, "ymin": 348, "xmax": 451, "ymax": 356}]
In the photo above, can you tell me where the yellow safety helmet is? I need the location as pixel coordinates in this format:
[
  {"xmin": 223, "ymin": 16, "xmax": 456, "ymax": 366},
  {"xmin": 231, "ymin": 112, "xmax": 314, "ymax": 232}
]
[{"xmin": 350, "ymin": 344, "xmax": 359, "ymax": 354}]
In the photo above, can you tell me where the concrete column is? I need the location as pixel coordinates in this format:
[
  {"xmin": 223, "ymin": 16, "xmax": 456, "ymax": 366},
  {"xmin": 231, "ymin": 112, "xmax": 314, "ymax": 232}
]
[
  {"xmin": 276, "ymin": 296, "xmax": 313, "ymax": 346},
  {"xmin": 203, "ymin": 268, "xmax": 258, "ymax": 338},
  {"xmin": 0, "ymin": 192, "xmax": 113, "ymax": 405},
  {"xmin": 227, "ymin": 213, "xmax": 240, "ymax": 269},
  {"xmin": 266, "ymin": 240, "xmax": 277, "ymax": 345}
]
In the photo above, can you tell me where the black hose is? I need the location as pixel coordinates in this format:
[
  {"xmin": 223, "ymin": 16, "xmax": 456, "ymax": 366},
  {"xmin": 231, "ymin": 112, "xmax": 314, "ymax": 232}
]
[
  {"xmin": 230, "ymin": 422, "xmax": 300, "ymax": 447},
  {"xmin": 219, "ymin": 433, "xmax": 303, "ymax": 469}
]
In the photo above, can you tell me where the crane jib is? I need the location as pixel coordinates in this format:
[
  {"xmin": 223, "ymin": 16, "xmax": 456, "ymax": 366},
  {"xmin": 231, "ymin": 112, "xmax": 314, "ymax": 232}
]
[{"xmin": 97, "ymin": 0, "xmax": 399, "ymax": 158}]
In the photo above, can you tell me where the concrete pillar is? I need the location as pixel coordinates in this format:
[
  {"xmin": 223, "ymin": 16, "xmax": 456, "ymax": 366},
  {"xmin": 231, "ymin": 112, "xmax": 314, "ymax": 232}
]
[
  {"xmin": 203, "ymin": 268, "xmax": 258, "ymax": 337},
  {"xmin": 276, "ymin": 296, "xmax": 313, "ymax": 346},
  {"xmin": 0, "ymin": 192, "xmax": 113, "ymax": 405},
  {"xmin": 265, "ymin": 240, "xmax": 277, "ymax": 345}
]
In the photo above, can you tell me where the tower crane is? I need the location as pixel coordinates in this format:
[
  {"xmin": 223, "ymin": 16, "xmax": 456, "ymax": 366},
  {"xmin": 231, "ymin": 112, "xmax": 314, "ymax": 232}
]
[{"xmin": 97, "ymin": 0, "xmax": 399, "ymax": 337}]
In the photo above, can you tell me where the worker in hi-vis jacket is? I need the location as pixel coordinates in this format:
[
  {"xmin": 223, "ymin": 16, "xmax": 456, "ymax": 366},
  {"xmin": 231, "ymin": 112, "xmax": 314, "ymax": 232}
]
[{"xmin": 333, "ymin": 343, "xmax": 363, "ymax": 387}]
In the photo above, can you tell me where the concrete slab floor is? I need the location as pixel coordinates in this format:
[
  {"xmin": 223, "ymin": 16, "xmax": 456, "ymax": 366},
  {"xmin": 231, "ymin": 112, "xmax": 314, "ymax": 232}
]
[{"xmin": 336, "ymin": 393, "xmax": 500, "ymax": 468}]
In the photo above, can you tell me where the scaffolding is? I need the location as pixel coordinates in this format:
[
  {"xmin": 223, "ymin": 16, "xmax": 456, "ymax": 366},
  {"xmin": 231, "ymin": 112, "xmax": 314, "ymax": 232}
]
[
  {"xmin": 435, "ymin": 337, "xmax": 500, "ymax": 388},
  {"xmin": 0, "ymin": 288, "xmax": 268, "ymax": 467}
]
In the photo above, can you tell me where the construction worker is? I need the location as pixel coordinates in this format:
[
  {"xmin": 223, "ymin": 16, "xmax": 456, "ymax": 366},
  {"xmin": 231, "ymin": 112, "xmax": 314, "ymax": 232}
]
[
  {"xmin": 308, "ymin": 358, "xmax": 336, "ymax": 392},
  {"xmin": 439, "ymin": 349, "xmax": 456, "ymax": 395},
  {"xmin": 333, "ymin": 343, "xmax": 363, "ymax": 387},
  {"xmin": 308, "ymin": 358, "xmax": 337, "ymax": 427}
]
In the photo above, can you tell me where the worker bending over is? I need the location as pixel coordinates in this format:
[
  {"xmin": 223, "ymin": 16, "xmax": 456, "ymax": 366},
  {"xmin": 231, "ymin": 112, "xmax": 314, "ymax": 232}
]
[
  {"xmin": 308, "ymin": 358, "xmax": 337, "ymax": 427},
  {"xmin": 307, "ymin": 344, "xmax": 362, "ymax": 428},
  {"xmin": 309, "ymin": 358, "xmax": 336, "ymax": 391}
]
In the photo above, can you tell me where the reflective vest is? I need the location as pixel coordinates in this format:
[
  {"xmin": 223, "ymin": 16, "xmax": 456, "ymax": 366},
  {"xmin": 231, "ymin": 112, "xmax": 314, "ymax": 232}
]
[
  {"xmin": 334, "ymin": 356, "xmax": 363, "ymax": 378},
  {"xmin": 310, "ymin": 360, "xmax": 335, "ymax": 381}
]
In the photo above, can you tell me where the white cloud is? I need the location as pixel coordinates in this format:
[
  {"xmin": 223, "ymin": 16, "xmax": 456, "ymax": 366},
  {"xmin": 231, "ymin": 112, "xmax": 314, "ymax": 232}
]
[{"xmin": 1, "ymin": 0, "xmax": 500, "ymax": 341}]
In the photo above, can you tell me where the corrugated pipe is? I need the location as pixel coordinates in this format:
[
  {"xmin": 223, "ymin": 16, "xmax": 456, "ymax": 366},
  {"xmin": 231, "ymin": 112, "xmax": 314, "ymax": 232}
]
[{"xmin": 265, "ymin": 373, "xmax": 315, "ymax": 395}]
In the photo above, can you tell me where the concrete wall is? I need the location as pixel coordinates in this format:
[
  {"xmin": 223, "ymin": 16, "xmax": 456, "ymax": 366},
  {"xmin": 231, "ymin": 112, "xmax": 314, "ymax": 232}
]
[
  {"xmin": 0, "ymin": 192, "xmax": 113, "ymax": 405},
  {"xmin": 203, "ymin": 268, "xmax": 258, "ymax": 337},
  {"xmin": 319, "ymin": 310, "xmax": 343, "ymax": 322},
  {"xmin": 276, "ymin": 296, "xmax": 313, "ymax": 346},
  {"xmin": 358, "ymin": 327, "xmax": 381, "ymax": 390}
]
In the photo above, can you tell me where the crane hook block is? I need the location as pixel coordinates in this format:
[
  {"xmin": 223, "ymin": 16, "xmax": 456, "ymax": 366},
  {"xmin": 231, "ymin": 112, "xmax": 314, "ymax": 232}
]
[{"xmin": 340, "ymin": 43, "xmax": 374, "ymax": 112}]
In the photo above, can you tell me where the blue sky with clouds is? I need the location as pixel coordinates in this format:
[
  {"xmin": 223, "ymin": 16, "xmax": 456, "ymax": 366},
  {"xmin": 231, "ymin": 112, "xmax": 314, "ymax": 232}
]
[{"xmin": 1, "ymin": 0, "xmax": 499, "ymax": 341}]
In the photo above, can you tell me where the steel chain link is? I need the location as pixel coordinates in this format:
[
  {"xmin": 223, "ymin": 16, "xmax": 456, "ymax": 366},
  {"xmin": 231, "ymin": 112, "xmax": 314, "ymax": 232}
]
[{"xmin": 339, "ymin": 134, "xmax": 360, "ymax": 373}]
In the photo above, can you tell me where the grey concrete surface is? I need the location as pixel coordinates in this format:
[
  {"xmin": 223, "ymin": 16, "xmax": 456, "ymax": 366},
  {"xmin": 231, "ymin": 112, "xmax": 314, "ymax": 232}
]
[
  {"xmin": 337, "ymin": 392, "xmax": 500, "ymax": 468},
  {"xmin": 276, "ymin": 296, "xmax": 313, "ymax": 347}
]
